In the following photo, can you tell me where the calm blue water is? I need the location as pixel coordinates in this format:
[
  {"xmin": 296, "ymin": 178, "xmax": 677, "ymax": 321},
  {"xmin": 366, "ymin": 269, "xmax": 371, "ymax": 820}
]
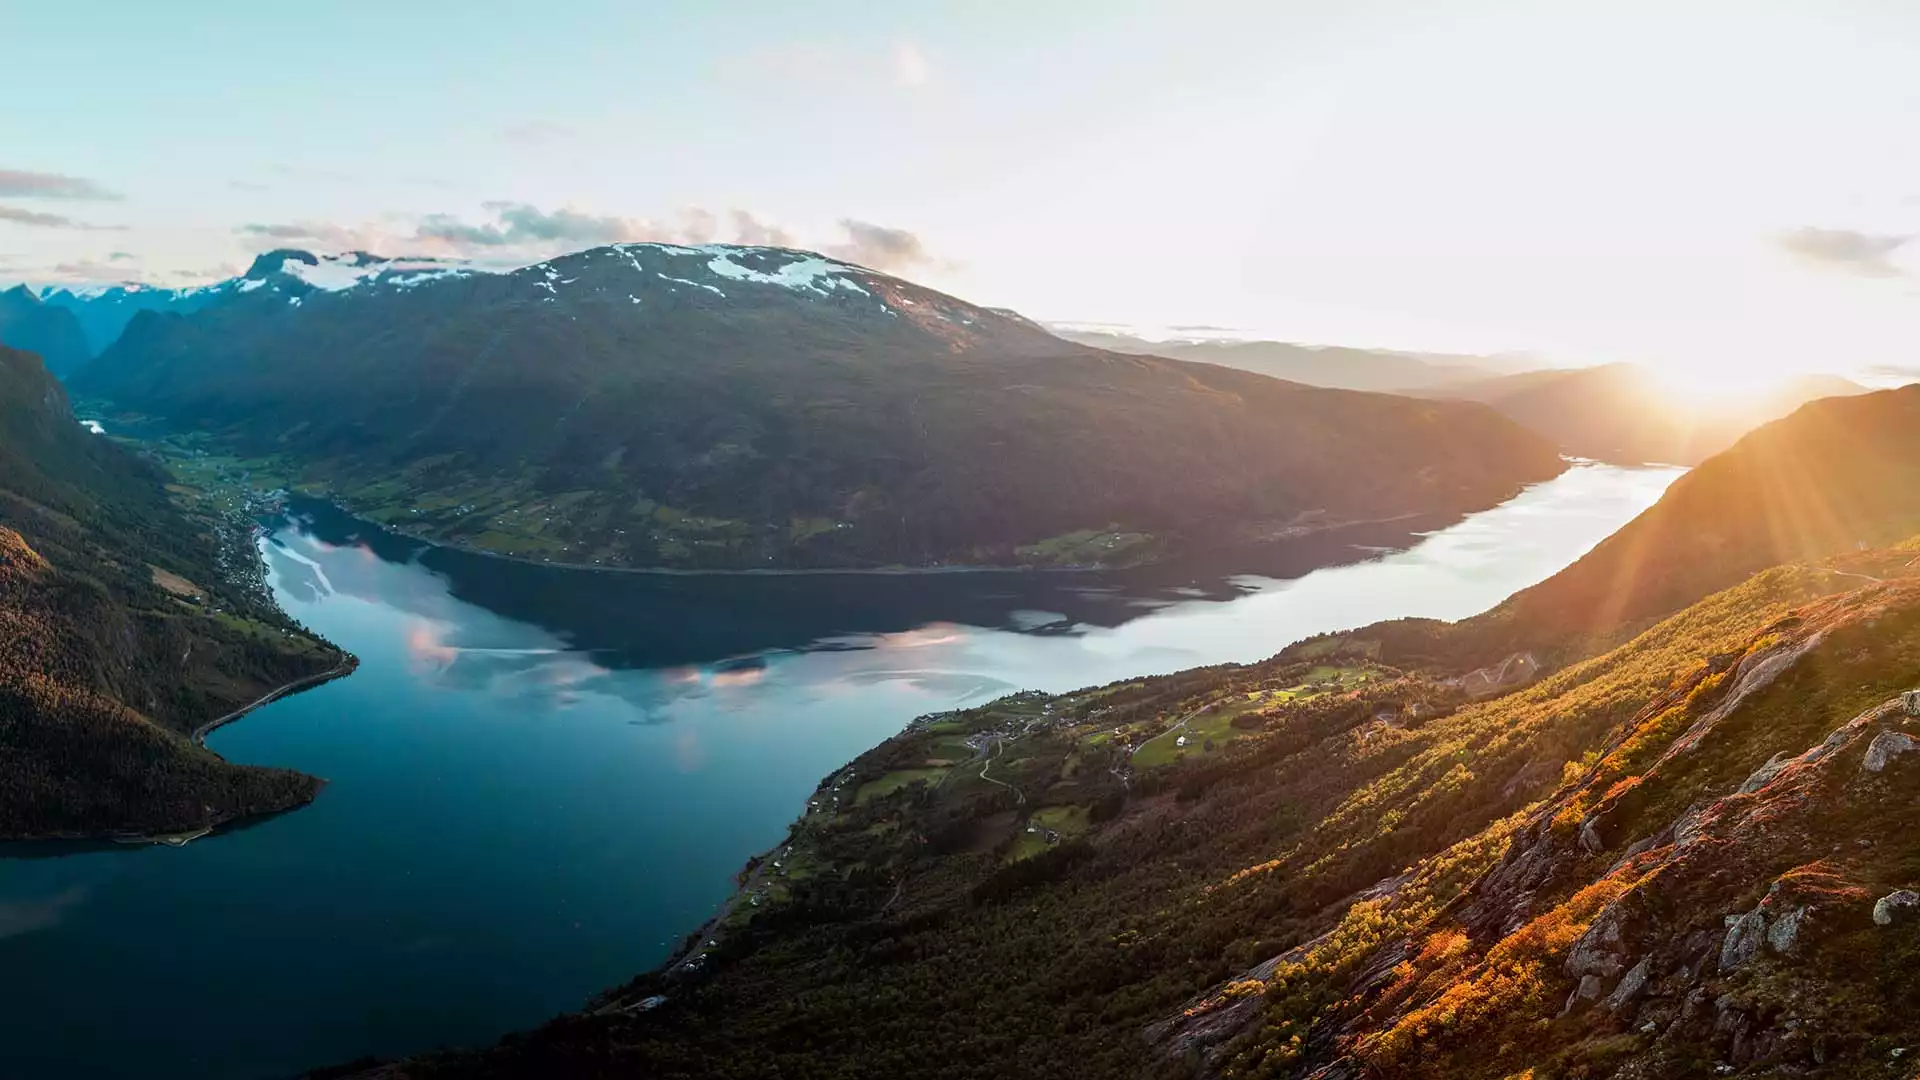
[{"xmin": 0, "ymin": 462, "xmax": 1679, "ymax": 1080}]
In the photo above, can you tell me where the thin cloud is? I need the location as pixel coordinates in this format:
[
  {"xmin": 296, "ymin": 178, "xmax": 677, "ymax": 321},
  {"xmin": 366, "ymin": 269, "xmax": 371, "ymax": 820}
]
[
  {"xmin": 5, "ymin": 256, "xmax": 238, "ymax": 286},
  {"xmin": 236, "ymin": 220, "xmax": 390, "ymax": 249},
  {"xmin": 1776, "ymin": 226, "xmax": 1911, "ymax": 278},
  {"xmin": 158, "ymin": 262, "xmax": 242, "ymax": 283},
  {"xmin": 237, "ymin": 221, "xmax": 335, "ymax": 241},
  {"xmin": 502, "ymin": 120, "xmax": 577, "ymax": 144},
  {"xmin": 1863, "ymin": 364, "xmax": 1920, "ymax": 386},
  {"xmin": 0, "ymin": 205, "xmax": 125, "ymax": 231},
  {"xmin": 712, "ymin": 41, "xmax": 842, "ymax": 84},
  {"xmin": 825, "ymin": 219, "xmax": 935, "ymax": 271},
  {"xmin": 0, "ymin": 169, "xmax": 118, "ymax": 200},
  {"xmin": 235, "ymin": 204, "xmax": 939, "ymax": 273},
  {"xmin": 676, "ymin": 207, "xmax": 719, "ymax": 245},
  {"xmin": 415, "ymin": 202, "xmax": 674, "ymax": 248},
  {"xmin": 51, "ymin": 259, "xmax": 135, "ymax": 280},
  {"xmin": 893, "ymin": 41, "xmax": 930, "ymax": 87},
  {"xmin": 729, "ymin": 209, "xmax": 795, "ymax": 248},
  {"xmin": 410, "ymin": 203, "xmax": 757, "ymax": 253}
]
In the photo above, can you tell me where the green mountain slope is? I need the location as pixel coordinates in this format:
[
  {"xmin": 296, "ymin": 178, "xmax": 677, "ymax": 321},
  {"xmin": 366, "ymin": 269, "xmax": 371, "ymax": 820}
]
[
  {"xmin": 333, "ymin": 386, "xmax": 1920, "ymax": 1079},
  {"xmin": 76, "ymin": 245, "xmax": 1567, "ymax": 569},
  {"xmin": 0, "ymin": 344, "xmax": 348, "ymax": 840}
]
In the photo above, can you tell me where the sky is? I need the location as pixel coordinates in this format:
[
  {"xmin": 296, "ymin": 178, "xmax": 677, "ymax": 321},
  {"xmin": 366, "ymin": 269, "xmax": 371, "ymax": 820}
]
[{"xmin": 5, "ymin": 0, "xmax": 1920, "ymax": 383}]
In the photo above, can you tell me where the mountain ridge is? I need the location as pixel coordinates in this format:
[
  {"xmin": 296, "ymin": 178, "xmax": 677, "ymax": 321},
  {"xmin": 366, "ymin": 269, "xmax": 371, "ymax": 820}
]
[
  {"xmin": 0, "ymin": 284, "xmax": 91, "ymax": 379},
  {"xmin": 76, "ymin": 243, "xmax": 1569, "ymax": 570},
  {"xmin": 1418, "ymin": 361, "xmax": 1872, "ymax": 466},
  {"xmin": 1045, "ymin": 326, "xmax": 1520, "ymax": 393}
]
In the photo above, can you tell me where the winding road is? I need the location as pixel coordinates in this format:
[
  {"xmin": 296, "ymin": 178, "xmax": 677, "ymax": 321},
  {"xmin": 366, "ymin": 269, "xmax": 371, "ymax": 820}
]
[
  {"xmin": 192, "ymin": 658, "xmax": 358, "ymax": 744},
  {"xmin": 977, "ymin": 736, "xmax": 1026, "ymax": 805}
]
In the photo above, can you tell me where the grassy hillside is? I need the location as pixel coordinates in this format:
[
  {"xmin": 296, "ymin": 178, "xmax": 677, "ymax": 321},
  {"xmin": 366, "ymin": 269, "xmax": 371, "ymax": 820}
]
[
  {"xmin": 0, "ymin": 344, "xmax": 348, "ymax": 840},
  {"xmin": 77, "ymin": 245, "xmax": 1567, "ymax": 569},
  {"xmin": 332, "ymin": 383, "xmax": 1920, "ymax": 1079}
]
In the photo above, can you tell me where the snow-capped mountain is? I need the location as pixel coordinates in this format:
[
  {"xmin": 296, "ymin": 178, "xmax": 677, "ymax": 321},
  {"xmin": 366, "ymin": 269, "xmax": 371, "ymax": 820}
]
[
  {"xmin": 73, "ymin": 240, "xmax": 1564, "ymax": 571},
  {"xmin": 37, "ymin": 243, "xmax": 1007, "ymax": 360},
  {"xmin": 35, "ymin": 249, "xmax": 480, "ymax": 357}
]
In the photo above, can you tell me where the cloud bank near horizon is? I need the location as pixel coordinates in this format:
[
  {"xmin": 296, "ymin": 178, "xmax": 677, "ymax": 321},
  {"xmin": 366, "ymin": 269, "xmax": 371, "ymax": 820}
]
[{"xmin": 233, "ymin": 203, "xmax": 940, "ymax": 273}]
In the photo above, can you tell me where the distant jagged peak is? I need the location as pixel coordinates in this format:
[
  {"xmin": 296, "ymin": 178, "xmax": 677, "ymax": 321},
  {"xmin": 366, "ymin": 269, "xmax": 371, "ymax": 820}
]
[
  {"xmin": 243, "ymin": 248, "xmax": 321, "ymax": 278},
  {"xmin": 239, "ymin": 248, "xmax": 469, "ymax": 293},
  {"xmin": 531, "ymin": 242, "xmax": 879, "ymax": 300}
]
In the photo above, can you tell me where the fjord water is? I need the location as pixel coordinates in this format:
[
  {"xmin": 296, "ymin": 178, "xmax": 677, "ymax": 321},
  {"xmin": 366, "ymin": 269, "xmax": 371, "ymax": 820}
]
[{"xmin": 0, "ymin": 463, "xmax": 1677, "ymax": 1080}]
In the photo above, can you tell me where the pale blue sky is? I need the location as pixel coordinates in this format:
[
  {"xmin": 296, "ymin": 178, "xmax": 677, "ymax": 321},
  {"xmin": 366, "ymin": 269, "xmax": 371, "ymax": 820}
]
[{"xmin": 6, "ymin": 1, "xmax": 1920, "ymax": 379}]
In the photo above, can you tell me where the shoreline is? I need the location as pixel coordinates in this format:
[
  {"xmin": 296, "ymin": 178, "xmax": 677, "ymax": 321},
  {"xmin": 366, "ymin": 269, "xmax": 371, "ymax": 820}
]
[
  {"xmin": 6, "ymin": 783, "xmax": 330, "ymax": 849},
  {"xmin": 326, "ymin": 500, "xmax": 1447, "ymax": 579},
  {"xmin": 191, "ymin": 656, "xmax": 360, "ymax": 745}
]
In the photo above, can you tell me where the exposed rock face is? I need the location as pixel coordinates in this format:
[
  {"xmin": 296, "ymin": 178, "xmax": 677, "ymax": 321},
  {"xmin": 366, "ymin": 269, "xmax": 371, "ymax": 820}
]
[
  {"xmin": 1720, "ymin": 908, "xmax": 1768, "ymax": 972},
  {"xmin": 1566, "ymin": 906, "xmax": 1630, "ymax": 980},
  {"xmin": 1765, "ymin": 905, "xmax": 1810, "ymax": 956},
  {"xmin": 1271, "ymin": 621, "xmax": 1920, "ymax": 1077},
  {"xmin": 1560, "ymin": 973, "xmax": 1605, "ymax": 1016},
  {"xmin": 1862, "ymin": 730, "xmax": 1918, "ymax": 772},
  {"xmin": 1738, "ymin": 751, "xmax": 1792, "ymax": 794},
  {"xmin": 1901, "ymin": 689, "xmax": 1920, "ymax": 716},
  {"xmin": 1578, "ymin": 816, "xmax": 1605, "ymax": 854},
  {"xmin": 1664, "ymin": 633, "xmax": 1826, "ymax": 760},
  {"xmin": 1604, "ymin": 955, "xmax": 1652, "ymax": 1012},
  {"xmin": 1874, "ymin": 890, "xmax": 1920, "ymax": 926}
]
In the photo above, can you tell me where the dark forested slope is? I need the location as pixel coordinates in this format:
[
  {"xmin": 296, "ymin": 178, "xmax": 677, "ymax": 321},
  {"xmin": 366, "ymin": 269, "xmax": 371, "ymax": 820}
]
[
  {"xmin": 78, "ymin": 245, "xmax": 1567, "ymax": 569},
  {"xmin": 0, "ymin": 344, "xmax": 346, "ymax": 839}
]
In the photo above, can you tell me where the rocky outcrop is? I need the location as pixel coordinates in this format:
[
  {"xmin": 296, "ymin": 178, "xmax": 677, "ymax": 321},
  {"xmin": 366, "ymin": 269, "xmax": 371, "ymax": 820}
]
[
  {"xmin": 1737, "ymin": 751, "xmax": 1792, "ymax": 794},
  {"xmin": 1862, "ymin": 730, "xmax": 1918, "ymax": 772},
  {"xmin": 1283, "ymin": 653, "xmax": 1920, "ymax": 1078},
  {"xmin": 1661, "ymin": 633, "xmax": 1826, "ymax": 762},
  {"xmin": 1873, "ymin": 889, "xmax": 1920, "ymax": 926},
  {"xmin": 1604, "ymin": 954, "xmax": 1652, "ymax": 1012},
  {"xmin": 1719, "ymin": 908, "xmax": 1769, "ymax": 972}
]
